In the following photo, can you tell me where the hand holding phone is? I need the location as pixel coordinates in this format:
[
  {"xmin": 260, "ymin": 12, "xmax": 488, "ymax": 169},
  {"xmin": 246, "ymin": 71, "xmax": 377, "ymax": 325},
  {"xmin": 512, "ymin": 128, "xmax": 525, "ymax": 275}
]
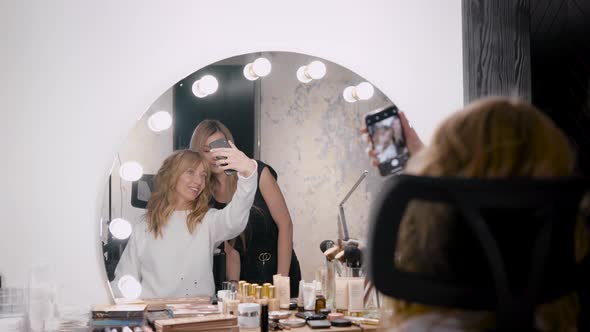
[
  {"xmin": 365, "ymin": 105, "xmax": 410, "ymax": 176},
  {"xmin": 208, "ymin": 138, "xmax": 238, "ymax": 175}
]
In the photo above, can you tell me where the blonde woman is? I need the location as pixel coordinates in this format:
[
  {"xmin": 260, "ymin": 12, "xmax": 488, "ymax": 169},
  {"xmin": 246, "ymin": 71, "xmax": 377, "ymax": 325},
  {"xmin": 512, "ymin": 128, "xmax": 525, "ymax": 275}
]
[
  {"xmin": 366, "ymin": 97, "xmax": 589, "ymax": 331},
  {"xmin": 112, "ymin": 148, "xmax": 257, "ymax": 298},
  {"xmin": 190, "ymin": 119, "xmax": 301, "ymax": 295}
]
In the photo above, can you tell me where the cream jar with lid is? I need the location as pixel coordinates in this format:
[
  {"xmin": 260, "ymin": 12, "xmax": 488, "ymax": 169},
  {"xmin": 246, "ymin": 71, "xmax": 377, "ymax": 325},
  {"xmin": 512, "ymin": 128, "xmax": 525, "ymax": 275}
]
[{"xmin": 237, "ymin": 303, "xmax": 260, "ymax": 328}]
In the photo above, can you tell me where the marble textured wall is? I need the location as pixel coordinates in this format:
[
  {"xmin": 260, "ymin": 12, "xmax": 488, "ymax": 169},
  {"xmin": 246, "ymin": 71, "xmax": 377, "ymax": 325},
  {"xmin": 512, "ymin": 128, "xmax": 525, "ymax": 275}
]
[{"xmin": 259, "ymin": 52, "xmax": 393, "ymax": 281}]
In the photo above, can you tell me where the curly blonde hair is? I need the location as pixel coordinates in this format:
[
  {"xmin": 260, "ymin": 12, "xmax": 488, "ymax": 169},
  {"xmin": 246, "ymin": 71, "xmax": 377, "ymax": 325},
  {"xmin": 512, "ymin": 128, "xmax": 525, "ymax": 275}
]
[{"xmin": 146, "ymin": 150, "xmax": 211, "ymax": 238}]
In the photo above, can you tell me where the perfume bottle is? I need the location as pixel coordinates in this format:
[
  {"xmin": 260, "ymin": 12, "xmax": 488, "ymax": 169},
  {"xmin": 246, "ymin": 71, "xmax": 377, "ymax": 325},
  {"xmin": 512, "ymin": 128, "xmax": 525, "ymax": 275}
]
[{"xmin": 314, "ymin": 282, "xmax": 326, "ymax": 313}]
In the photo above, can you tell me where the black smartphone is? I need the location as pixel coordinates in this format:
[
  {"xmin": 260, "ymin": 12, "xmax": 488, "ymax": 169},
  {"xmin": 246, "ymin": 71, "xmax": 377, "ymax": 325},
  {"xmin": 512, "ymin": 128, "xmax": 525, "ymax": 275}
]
[
  {"xmin": 208, "ymin": 138, "xmax": 237, "ymax": 175},
  {"xmin": 365, "ymin": 105, "xmax": 409, "ymax": 176},
  {"xmin": 306, "ymin": 320, "xmax": 331, "ymax": 329}
]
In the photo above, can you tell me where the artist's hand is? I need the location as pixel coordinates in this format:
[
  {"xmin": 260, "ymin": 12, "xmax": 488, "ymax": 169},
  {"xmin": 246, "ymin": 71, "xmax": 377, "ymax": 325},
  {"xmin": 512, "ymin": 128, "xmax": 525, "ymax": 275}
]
[
  {"xmin": 361, "ymin": 111, "xmax": 424, "ymax": 167},
  {"xmin": 210, "ymin": 141, "xmax": 256, "ymax": 177}
]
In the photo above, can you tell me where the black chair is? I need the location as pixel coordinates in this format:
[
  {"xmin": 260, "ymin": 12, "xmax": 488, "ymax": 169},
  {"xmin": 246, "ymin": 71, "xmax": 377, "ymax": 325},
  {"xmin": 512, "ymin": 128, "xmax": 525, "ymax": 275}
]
[
  {"xmin": 368, "ymin": 175, "xmax": 590, "ymax": 331},
  {"xmin": 129, "ymin": 174, "xmax": 226, "ymax": 292}
]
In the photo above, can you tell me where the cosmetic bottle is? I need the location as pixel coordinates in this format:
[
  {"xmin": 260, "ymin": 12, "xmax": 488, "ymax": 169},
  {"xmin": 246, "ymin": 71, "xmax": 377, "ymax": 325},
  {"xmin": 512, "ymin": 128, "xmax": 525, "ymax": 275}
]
[
  {"xmin": 225, "ymin": 291, "xmax": 240, "ymax": 316},
  {"xmin": 262, "ymin": 283, "xmax": 271, "ymax": 299},
  {"xmin": 267, "ymin": 286, "xmax": 280, "ymax": 311},
  {"xmin": 296, "ymin": 280, "xmax": 304, "ymax": 312},
  {"xmin": 314, "ymin": 282, "xmax": 326, "ymax": 313},
  {"xmin": 260, "ymin": 299, "xmax": 269, "ymax": 332}
]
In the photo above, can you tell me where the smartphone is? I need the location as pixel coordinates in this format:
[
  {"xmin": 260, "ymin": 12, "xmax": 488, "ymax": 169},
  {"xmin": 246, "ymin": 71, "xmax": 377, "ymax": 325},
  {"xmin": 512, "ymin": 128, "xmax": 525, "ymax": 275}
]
[
  {"xmin": 208, "ymin": 138, "xmax": 237, "ymax": 175},
  {"xmin": 365, "ymin": 105, "xmax": 409, "ymax": 176}
]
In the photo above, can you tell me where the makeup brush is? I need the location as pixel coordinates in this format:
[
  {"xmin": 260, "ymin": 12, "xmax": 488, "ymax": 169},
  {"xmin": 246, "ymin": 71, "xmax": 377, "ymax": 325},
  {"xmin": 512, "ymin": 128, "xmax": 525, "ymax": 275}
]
[
  {"xmin": 344, "ymin": 246, "xmax": 362, "ymax": 268},
  {"xmin": 320, "ymin": 240, "xmax": 335, "ymax": 253}
]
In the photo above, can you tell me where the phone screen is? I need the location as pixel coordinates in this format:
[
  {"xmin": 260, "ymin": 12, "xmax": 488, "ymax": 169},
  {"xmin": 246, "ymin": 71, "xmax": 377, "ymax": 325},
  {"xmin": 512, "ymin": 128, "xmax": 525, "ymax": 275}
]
[{"xmin": 366, "ymin": 106, "xmax": 409, "ymax": 176}]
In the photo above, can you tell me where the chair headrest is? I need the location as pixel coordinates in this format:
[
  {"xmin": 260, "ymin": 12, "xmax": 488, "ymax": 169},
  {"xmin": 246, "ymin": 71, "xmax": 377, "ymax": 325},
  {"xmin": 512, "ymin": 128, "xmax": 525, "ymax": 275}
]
[{"xmin": 131, "ymin": 174, "xmax": 155, "ymax": 209}]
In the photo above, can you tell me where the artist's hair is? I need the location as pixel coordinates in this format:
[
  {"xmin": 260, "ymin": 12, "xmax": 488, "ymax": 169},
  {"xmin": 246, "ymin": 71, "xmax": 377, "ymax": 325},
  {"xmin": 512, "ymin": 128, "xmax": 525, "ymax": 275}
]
[
  {"xmin": 189, "ymin": 119, "xmax": 238, "ymax": 197},
  {"xmin": 145, "ymin": 150, "xmax": 211, "ymax": 238},
  {"xmin": 381, "ymin": 97, "xmax": 588, "ymax": 331}
]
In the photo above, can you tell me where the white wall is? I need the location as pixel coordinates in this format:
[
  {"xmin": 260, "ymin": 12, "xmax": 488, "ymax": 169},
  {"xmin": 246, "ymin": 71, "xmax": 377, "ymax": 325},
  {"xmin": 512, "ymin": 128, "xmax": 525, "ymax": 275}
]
[{"xmin": 0, "ymin": 0, "xmax": 463, "ymax": 308}]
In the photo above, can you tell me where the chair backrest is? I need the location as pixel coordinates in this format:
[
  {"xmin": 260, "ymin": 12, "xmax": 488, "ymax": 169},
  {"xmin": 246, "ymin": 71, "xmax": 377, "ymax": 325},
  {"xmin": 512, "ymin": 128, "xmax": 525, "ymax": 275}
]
[
  {"xmin": 368, "ymin": 174, "xmax": 590, "ymax": 331},
  {"xmin": 131, "ymin": 174, "xmax": 155, "ymax": 209}
]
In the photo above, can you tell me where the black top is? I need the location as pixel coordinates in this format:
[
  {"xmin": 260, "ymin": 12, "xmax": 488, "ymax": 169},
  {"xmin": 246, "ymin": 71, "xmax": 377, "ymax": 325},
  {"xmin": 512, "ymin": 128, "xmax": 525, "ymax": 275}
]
[{"xmin": 213, "ymin": 160, "xmax": 301, "ymax": 294}]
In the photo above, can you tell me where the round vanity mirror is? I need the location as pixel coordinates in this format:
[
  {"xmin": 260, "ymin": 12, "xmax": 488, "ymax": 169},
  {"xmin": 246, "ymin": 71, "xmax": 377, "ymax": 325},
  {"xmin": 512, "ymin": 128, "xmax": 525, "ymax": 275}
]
[{"xmin": 99, "ymin": 51, "xmax": 397, "ymax": 301}]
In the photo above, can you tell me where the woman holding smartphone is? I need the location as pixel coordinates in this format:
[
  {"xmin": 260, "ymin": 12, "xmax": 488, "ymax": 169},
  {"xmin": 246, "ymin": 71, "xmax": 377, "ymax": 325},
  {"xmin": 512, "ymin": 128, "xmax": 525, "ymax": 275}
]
[
  {"xmin": 112, "ymin": 148, "xmax": 257, "ymax": 298},
  {"xmin": 190, "ymin": 119, "xmax": 301, "ymax": 295}
]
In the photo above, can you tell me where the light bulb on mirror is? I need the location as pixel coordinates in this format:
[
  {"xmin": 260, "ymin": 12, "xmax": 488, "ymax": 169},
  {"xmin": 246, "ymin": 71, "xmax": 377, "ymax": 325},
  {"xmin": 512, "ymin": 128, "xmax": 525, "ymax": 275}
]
[
  {"xmin": 307, "ymin": 60, "xmax": 326, "ymax": 80},
  {"xmin": 118, "ymin": 275, "xmax": 142, "ymax": 300},
  {"xmin": 192, "ymin": 75, "xmax": 218, "ymax": 97},
  {"xmin": 343, "ymin": 86, "xmax": 358, "ymax": 103},
  {"xmin": 296, "ymin": 66, "xmax": 313, "ymax": 83},
  {"xmin": 243, "ymin": 63, "xmax": 258, "ymax": 81},
  {"xmin": 109, "ymin": 218, "xmax": 132, "ymax": 240},
  {"xmin": 297, "ymin": 60, "xmax": 327, "ymax": 83},
  {"xmin": 119, "ymin": 161, "xmax": 143, "ymax": 182},
  {"xmin": 148, "ymin": 111, "xmax": 172, "ymax": 132},
  {"xmin": 199, "ymin": 75, "xmax": 219, "ymax": 95},
  {"xmin": 191, "ymin": 80, "xmax": 208, "ymax": 98},
  {"xmin": 356, "ymin": 82, "xmax": 374, "ymax": 100},
  {"xmin": 252, "ymin": 57, "xmax": 271, "ymax": 77}
]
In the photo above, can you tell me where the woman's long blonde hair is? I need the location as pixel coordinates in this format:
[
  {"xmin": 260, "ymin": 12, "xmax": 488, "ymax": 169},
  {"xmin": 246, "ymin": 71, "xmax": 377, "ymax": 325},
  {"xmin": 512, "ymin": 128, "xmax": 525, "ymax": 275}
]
[
  {"xmin": 146, "ymin": 150, "xmax": 211, "ymax": 238},
  {"xmin": 381, "ymin": 97, "xmax": 589, "ymax": 331},
  {"xmin": 189, "ymin": 119, "xmax": 238, "ymax": 198}
]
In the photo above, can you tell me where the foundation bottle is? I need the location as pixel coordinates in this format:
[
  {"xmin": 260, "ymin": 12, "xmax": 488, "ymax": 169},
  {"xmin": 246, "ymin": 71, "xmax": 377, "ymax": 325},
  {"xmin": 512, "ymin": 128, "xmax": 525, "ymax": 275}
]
[
  {"xmin": 225, "ymin": 291, "xmax": 240, "ymax": 316},
  {"xmin": 315, "ymin": 289, "xmax": 326, "ymax": 313},
  {"xmin": 262, "ymin": 283, "xmax": 272, "ymax": 299},
  {"xmin": 242, "ymin": 283, "xmax": 254, "ymax": 303},
  {"xmin": 267, "ymin": 286, "xmax": 280, "ymax": 311}
]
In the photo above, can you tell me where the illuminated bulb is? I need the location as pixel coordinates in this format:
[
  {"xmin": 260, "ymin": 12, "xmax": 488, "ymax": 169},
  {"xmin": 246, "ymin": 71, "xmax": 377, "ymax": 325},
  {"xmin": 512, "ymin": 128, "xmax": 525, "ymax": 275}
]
[
  {"xmin": 109, "ymin": 218, "xmax": 132, "ymax": 240},
  {"xmin": 192, "ymin": 75, "xmax": 218, "ymax": 97},
  {"xmin": 252, "ymin": 57, "xmax": 271, "ymax": 77},
  {"xmin": 307, "ymin": 61, "xmax": 326, "ymax": 80},
  {"xmin": 118, "ymin": 275, "xmax": 142, "ymax": 300},
  {"xmin": 296, "ymin": 66, "xmax": 313, "ymax": 83},
  {"xmin": 199, "ymin": 75, "xmax": 218, "ymax": 95},
  {"xmin": 148, "ymin": 111, "xmax": 172, "ymax": 132},
  {"xmin": 343, "ymin": 86, "xmax": 358, "ymax": 103},
  {"xmin": 297, "ymin": 60, "xmax": 327, "ymax": 83},
  {"xmin": 356, "ymin": 82, "xmax": 374, "ymax": 100},
  {"xmin": 119, "ymin": 161, "xmax": 143, "ymax": 182},
  {"xmin": 243, "ymin": 63, "xmax": 258, "ymax": 81},
  {"xmin": 191, "ymin": 80, "xmax": 208, "ymax": 98}
]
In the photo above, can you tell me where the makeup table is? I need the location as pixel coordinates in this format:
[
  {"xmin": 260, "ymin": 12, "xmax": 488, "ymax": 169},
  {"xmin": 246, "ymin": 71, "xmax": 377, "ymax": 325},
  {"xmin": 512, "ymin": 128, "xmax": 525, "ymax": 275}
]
[{"xmin": 242, "ymin": 325, "xmax": 376, "ymax": 332}]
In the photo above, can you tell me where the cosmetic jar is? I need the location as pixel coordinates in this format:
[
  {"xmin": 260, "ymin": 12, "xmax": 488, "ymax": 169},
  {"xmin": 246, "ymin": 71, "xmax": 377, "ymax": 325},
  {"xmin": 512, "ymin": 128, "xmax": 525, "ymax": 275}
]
[
  {"xmin": 327, "ymin": 312, "xmax": 344, "ymax": 321},
  {"xmin": 278, "ymin": 318, "xmax": 306, "ymax": 328},
  {"xmin": 237, "ymin": 303, "xmax": 260, "ymax": 328},
  {"xmin": 331, "ymin": 318, "xmax": 352, "ymax": 327},
  {"xmin": 268, "ymin": 311, "xmax": 291, "ymax": 321}
]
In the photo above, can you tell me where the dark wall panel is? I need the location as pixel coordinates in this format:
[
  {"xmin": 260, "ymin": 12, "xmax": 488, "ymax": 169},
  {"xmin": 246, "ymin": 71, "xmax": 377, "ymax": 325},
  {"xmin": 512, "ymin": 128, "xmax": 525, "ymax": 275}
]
[
  {"xmin": 462, "ymin": 0, "xmax": 531, "ymax": 103},
  {"xmin": 173, "ymin": 65, "xmax": 256, "ymax": 158}
]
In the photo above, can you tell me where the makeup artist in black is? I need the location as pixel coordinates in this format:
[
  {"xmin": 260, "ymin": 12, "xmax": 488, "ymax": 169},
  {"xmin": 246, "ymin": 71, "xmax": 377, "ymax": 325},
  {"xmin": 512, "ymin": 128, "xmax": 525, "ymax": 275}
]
[{"xmin": 190, "ymin": 119, "xmax": 301, "ymax": 295}]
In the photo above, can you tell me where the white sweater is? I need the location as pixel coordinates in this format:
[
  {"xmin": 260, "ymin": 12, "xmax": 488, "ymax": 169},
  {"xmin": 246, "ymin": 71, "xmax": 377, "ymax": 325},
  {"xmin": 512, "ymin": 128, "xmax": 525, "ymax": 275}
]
[{"xmin": 111, "ymin": 167, "xmax": 257, "ymax": 299}]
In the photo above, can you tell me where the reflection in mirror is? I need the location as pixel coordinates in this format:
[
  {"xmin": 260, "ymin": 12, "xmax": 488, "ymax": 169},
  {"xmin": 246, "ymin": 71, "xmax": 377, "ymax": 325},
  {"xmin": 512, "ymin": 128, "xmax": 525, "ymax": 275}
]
[{"xmin": 100, "ymin": 51, "xmax": 396, "ymax": 301}]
